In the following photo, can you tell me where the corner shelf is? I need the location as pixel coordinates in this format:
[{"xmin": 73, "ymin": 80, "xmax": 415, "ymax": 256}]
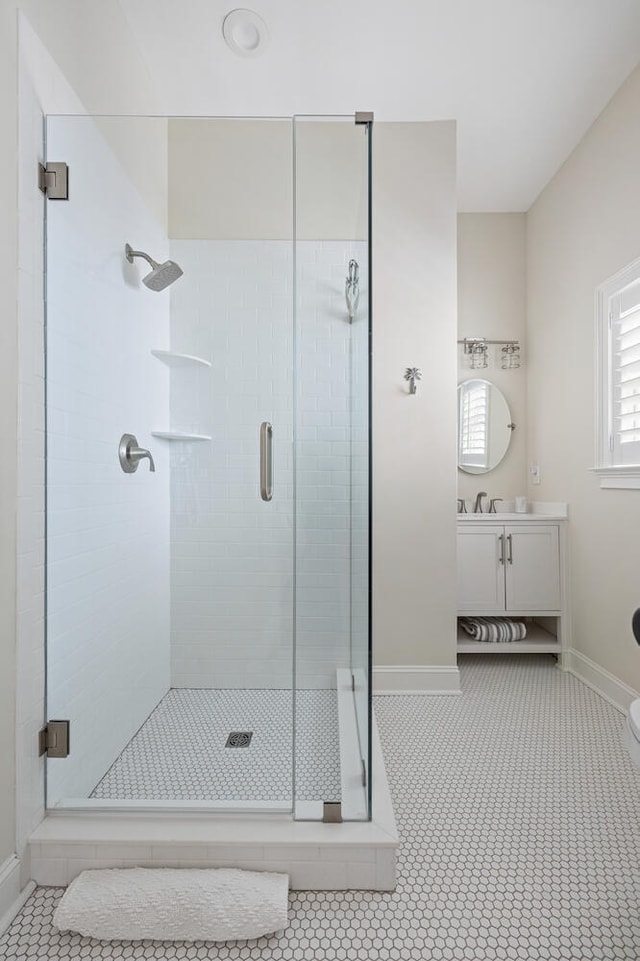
[
  {"xmin": 151, "ymin": 350, "xmax": 211, "ymax": 369},
  {"xmin": 151, "ymin": 431, "xmax": 211, "ymax": 442}
]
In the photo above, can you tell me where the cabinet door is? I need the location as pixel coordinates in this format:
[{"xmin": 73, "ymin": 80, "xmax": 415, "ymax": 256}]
[
  {"xmin": 457, "ymin": 526, "xmax": 505, "ymax": 611},
  {"xmin": 505, "ymin": 525, "xmax": 560, "ymax": 611}
]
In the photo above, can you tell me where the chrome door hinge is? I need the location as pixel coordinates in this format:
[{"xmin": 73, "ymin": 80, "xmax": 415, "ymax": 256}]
[
  {"xmin": 38, "ymin": 162, "xmax": 69, "ymax": 199},
  {"xmin": 39, "ymin": 720, "xmax": 70, "ymax": 758}
]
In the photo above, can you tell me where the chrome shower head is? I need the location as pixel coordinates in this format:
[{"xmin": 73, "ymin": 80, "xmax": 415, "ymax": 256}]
[{"xmin": 125, "ymin": 243, "xmax": 183, "ymax": 292}]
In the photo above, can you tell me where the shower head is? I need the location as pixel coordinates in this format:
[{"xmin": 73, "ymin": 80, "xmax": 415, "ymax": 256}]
[{"xmin": 125, "ymin": 243, "xmax": 183, "ymax": 291}]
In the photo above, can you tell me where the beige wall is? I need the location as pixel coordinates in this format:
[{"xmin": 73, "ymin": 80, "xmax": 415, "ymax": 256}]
[
  {"xmin": 373, "ymin": 121, "xmax": 458, "ymax": 669},
  {"xmin": 168, "ymin": 118, "xmax": 367, "ymax": 241},
  {"xmin": 0, "ymin": 1, "xmax": 19, "ymax": 872},
  {"xmin": 527, "ymin": 63, "xmax": 640, "ymax": 692},
  {"xmin": 457, "ymin": 214, "xmax": 527, "ymax": 505}
]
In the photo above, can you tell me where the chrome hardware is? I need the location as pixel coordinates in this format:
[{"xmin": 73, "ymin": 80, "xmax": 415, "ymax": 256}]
[
  {"xmin": 119, "ymin": 433, "xmax": 156, "ymax": 473},
  {"xmin": 345, "ymin": 259, "xmax": 360, "ymax": 321},
  {"xmin": 459, "ymin": 337, "xmax": 521, "ymax": 370},
  {"xmin": 404, "ymin": 367, "xmax": 422, "ymax": 394},
  {"xmin": 489, "ymin": 498, "xmax": 503, "ymax": 513},
  {"xmin": 473, "ymin": 491, "xmax": 487, "ymax": 513},
  {"xmin": 507, "ymin": 423, "xmax": 517, "ymax": 431},
  {"xmin": 355, "ymin": 112, "xmax": 374, "ymax": 125},
  {"xmin": 457, "ymin": 498, "xmax": 467, "ymax": 513},
  {"xmin": 39, "ymin": 720, "xmax": 70, "ymax": 758},
  {"xmin": 260, "ymin": 422, "xmax": 273, "ymax": 502},
  {"xmin": 39, "ymin": 162, "xmax": 69, "ymax": 199},
  {"xmin": 507, "ymin": 533, "xmax": 513, "ymax": 564},
  {"xmin": 498, "ymin": 534, "xmax": 505, "ymax": 566},
  {"xmin": 323, "ymin": 802, "xmax": 343, "ymax": 823}
]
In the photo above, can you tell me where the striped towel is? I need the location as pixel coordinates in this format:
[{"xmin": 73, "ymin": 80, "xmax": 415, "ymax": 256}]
[{"xmin": 460, "ymin": 617, "xmax": 527, "ymax": 643}]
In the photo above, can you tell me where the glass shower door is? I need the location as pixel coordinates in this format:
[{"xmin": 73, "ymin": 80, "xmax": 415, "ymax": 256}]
[
  {"xmin": 44, "ymin": 114, "xmax": 295, "ymax": 810},
  {"xmin": 293, "ymin": 115, "xmax": 372, "ymax": 820}
]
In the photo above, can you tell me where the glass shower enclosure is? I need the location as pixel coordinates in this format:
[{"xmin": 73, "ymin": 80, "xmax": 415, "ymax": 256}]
[{"xmin": 44, "ymin": 114, "xmax": 371, "ymax": 820}]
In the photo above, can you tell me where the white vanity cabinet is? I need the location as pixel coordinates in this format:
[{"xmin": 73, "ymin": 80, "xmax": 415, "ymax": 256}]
[{"xmin": 457, "ymin": 515, "xmax": 567, "ymax": 658}]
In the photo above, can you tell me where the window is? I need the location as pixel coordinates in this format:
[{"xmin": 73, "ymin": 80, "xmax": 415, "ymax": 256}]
[
  {"xmin": 594, "ymin": 257, "xmax": 640, "ymax": 488},
  {"xmin": 458, "ymin": 379, "xmax": 490, "ymax": 470}
]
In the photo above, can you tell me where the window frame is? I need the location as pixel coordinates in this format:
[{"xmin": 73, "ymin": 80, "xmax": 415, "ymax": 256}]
[{"xmin": 594, "ymin": 256, "xmax": 640, "ymax": 489}]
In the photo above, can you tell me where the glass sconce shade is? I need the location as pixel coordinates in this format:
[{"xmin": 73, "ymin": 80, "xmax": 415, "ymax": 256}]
[
  {"xmin": 501, "ymin": 344, "xmax": 520, "ymax": 369},
  {"xmin": 470, "ymin": 342, "xmax": 488, "ymax": 369}
]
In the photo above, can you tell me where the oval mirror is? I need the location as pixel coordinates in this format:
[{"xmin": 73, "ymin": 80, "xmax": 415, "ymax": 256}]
[{"xmin": 457, "ymin": 379, "xmax": 513, "ymax": 474}]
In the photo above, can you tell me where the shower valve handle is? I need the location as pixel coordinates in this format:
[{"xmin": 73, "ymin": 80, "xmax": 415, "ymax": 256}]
[{"xmin": 119, "ymin": 433, "xmax": 156, "ymax": 473}]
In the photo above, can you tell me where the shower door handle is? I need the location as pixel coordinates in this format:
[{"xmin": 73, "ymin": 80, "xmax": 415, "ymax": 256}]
[{"xmin": 260, "ymin": 422, "xmax": 273, "ymax": 502}]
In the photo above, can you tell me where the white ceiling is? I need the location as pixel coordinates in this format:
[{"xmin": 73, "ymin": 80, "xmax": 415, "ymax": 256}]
[{"xmin": 118, "ymin": 0, "xmax": 640, "ymax": 211}]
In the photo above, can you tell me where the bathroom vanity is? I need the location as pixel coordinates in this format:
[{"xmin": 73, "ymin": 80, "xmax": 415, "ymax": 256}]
[{"xmin": 457, "ymin": 511, "xmax": 568, "ymax": 661}]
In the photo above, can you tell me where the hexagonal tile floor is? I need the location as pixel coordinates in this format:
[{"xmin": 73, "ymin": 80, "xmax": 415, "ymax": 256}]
[
  {"xmin": 90, "ymin": 689, "xmax": 340, "ymax": 803},
  {"xmin": 2, "ymin": 654, "xmax": 640, "ymax": 960}
]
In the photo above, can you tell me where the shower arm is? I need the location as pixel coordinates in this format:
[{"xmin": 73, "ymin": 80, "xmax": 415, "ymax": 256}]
[{"xmin": 125, "ymin": 244, "xmax": 158, "ymax": 269}]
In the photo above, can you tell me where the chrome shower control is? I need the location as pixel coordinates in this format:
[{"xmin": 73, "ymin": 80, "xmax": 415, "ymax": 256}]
[{"xmin": 119, "ymin": 433, "xmax": 156, "ymax": 473}]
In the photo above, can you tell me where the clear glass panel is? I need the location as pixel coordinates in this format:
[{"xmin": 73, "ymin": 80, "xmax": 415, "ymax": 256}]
[
  {"xmin": 293, "ymin": 116, "xmax": 371, "ymax": 820},
  {"xmin": 45, "ymin": 115, "xmax": 295, "ymax": 810}
]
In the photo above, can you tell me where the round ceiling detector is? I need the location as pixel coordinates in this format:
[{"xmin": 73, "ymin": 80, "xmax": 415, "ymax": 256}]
[{"xmin": 223, "ymin": 9, "xmax": 269, "ymax": 57}]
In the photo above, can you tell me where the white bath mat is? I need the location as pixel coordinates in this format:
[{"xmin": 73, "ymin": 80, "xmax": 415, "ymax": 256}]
[{"xmin": 52, "ymin": 867, "xmax": 289, "ymax": 942}]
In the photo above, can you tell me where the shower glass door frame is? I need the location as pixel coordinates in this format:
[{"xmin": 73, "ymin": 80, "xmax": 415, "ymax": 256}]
[{"xmin": 43, "ymin": 112, "xmax": 372, "ymax": 821}]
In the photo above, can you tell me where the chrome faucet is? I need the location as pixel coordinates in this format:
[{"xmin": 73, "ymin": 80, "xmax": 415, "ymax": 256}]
[{"xmin": 473, "ymin": 491, "xmax": 487, "ymax": 513}]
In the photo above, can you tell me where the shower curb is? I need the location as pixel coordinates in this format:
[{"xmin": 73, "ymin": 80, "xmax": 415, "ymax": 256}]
[{"xmin": 28, "ymin": 723, "xmax": 397, "ymax": 891}]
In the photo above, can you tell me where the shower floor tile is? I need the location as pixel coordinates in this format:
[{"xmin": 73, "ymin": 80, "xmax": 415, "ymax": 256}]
[
  {"xmin": 90, "ymin": 688, "xmax": 340, "ymax": 803},
  {"xmin": 4, "ymin": 655, "xmax": 640, "ymax": 960}
]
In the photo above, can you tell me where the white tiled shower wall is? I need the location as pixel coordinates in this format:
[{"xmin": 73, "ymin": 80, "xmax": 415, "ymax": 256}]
[
  {"xmin": 45, "ymin": 117, "xmax": 171, "ymax": 806},
  {"xmin": 169, "ymin": 240, "xmax": 367, "ymax": 690},
  {"xmin": 296, "ymin": 240, "xmax": 368, "ymax": 691}
]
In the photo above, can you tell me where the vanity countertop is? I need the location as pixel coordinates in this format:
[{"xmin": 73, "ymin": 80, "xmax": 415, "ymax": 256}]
[{"xmin": 458, "ymin": 512, "xmax": 567, "ymax": 522}]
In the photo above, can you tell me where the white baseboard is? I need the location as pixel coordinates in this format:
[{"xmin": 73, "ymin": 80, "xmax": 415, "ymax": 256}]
[
  {"xmin": 0, "ymin": 856, "xmax": 33, "ymax": 937},
  {"xmin": 373, "ymin": 665, "xmax": 460, "ymax": 695},
  {"xmin": 566, "ymin": 648, "xmax": 640, "ymax": 714}
]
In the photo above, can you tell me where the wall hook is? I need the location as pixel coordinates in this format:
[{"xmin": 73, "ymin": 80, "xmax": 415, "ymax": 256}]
[{"xmin": 404, "ymin": 367, "xmax": 422, "ymax": 394}]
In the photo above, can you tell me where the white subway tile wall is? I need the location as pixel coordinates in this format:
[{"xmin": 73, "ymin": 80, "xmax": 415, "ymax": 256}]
[
  {"xmin": 168, "ymin": 240, "xmax": 294, "ymax": 690},
  {"xmin": 45, "ymin": 116, "xmax": 172, "ymax": 806},
  {"xmin": 295, "ymin": 241, "xmax": 368, "ymax": 692},
  {"xmin": 168, "ymin": 239, "xmax": 368, "ymax": 692}
]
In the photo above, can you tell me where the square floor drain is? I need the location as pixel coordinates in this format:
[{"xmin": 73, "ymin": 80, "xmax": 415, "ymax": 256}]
[{"xmin": 225, "ymin": 731, "xmax": 253, "ymax": 748}]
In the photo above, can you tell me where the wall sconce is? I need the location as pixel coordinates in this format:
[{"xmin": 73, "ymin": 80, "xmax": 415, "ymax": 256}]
[
  {"xmin": 459, "ymin": 338, "xmax": 521, "ymax": 370},
  {"xmin": 501, "ymin": 343, "xmax": 520, "ymax": 369}
]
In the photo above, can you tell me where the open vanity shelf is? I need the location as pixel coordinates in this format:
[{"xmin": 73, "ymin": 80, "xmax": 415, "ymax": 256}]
[
  {"xmin": 456, "ymin": 510, "xmax": 568, "ymax": 664},
  {"xmin": 457, "ymin": 619, "xmax": 560, "ymax": 654}
]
